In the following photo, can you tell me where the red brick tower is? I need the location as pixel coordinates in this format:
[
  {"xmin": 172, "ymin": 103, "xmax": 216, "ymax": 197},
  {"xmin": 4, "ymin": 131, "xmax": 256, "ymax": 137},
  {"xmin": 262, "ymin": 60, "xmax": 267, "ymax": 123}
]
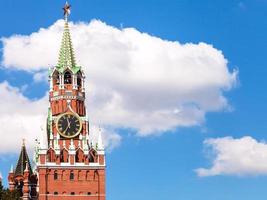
[
  {"xmin": 8, "ymin": 140, "xmax": 38, "ymax": 199},
  {"xmin": 35, "ymin": 2, "xmax": 106, "ymax": 200}
]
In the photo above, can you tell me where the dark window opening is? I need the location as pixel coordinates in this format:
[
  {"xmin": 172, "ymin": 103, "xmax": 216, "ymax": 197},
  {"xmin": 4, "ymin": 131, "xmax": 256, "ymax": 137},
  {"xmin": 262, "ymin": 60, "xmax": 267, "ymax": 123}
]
[
  {"xmin": 55, "ymin": 76, "xmax": 60, "ymax": 85},
  {"xmin": 54, "ymin": 172, "xmax": 58, "ymax": 180},
  {"xmin": 53, "ymin": 72, "xmax": 60, "ymax": 85},
  {"xmin": 87, "ymin": 192, "xmax": 91, "ymax": 195},
  {"xmin": 71, "ymin": 192, "xmax": 75, "ymax": 195},
  {"xmin": 77, "ymin": 77, "xmax": 81, "ymax": 86},
  {"xmin": 54, "ymin": 192, "xmax": 58, "ymax": 195},
  {"xmin": 64, "ymin": 71, "xmax": 72, "ymax": 84},
  {"xmin": 60, "ymin": 149, "xmax": 69, "ymax": 162},
  {"xmin": 70, "ymin": 171, "xmax": 74, "ymax": 180},
  {"xmin": 77, "ymin": 72, "xmax": 82, "ymax": 87}
]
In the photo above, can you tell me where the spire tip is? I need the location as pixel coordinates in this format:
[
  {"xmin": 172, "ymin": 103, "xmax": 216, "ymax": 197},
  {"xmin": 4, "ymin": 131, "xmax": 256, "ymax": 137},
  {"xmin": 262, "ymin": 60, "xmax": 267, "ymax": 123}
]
[{"xmin": 63, "ymin": 1, "xmax": 71, "ymax": 21}]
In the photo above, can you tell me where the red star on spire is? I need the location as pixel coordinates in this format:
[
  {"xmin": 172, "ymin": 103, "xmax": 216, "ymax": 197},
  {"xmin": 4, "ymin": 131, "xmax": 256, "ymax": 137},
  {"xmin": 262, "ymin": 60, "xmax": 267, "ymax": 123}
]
[{"xmin": 63, "ymin": 2, "xmax": 71, "ymax": 18}]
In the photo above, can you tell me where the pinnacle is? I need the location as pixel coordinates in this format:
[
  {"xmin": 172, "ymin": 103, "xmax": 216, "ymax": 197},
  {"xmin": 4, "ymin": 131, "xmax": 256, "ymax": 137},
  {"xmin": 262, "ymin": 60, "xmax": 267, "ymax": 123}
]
[
  {"xmin": 14, "ymin": 142, "xmax": 33, "ymax": 176},
  {"xmin": 57, "ymin": 19, "xmax": 77, "ymax": 70},
  {"xmin": 97, "ymin": 127, "xmax": 104, "ymax": 151}
]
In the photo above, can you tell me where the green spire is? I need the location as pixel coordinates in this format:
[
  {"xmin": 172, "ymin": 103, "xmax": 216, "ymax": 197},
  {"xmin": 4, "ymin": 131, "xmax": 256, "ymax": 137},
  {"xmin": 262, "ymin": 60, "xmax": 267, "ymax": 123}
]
[
  {"xmin": 57, "ymin": 18, "xmax": 77, "ymax": 71},
  {"xmin": 55, "ymin": 2, "xmax": 81, "ymax": 74}
]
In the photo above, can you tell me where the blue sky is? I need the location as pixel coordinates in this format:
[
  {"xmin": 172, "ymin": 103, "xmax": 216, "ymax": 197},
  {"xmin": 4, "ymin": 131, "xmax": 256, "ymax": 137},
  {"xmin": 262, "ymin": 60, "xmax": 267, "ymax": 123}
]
[{"xmin": 1, "ymin": 0, "xmax": 267, "ymax": 200}]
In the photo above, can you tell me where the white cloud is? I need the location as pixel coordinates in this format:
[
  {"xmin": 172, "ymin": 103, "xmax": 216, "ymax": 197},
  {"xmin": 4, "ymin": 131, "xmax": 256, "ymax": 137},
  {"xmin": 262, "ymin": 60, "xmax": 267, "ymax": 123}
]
[
  {"xmin": 0, "ymin": 82, "xmax": 47, "ymax": 154},
  {"xmin": 196, "ymin": 136, "xmax": 267, "ymax": 176},
  {"xmin": 89, "ymin": 126, "xmax": 122, "ymax": 152},
  {"xmin": 1, "ymin": 19, "xmax": 237, "ymax": 137},
  {"xmin": 33, "ymin": 71, "xmax": 48, "ymax": 82},
  {"xmin": 0, "ymin": 82, "xmax": 121, "ymax": 154}
]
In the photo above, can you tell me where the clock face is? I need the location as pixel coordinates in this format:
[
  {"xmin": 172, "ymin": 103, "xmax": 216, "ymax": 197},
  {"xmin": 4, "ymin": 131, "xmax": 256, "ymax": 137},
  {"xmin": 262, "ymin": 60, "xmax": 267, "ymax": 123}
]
[{"xmin": 56, "ymin": 113, "xmax": 82, "ymax": 138}]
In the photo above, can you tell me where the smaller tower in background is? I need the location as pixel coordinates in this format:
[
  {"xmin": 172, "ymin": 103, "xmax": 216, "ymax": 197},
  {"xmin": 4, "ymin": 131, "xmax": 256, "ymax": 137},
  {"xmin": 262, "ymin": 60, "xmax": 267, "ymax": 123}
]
[{"xmin": 8, "ymin": 140, "xmax": 38, "ymax": 200}]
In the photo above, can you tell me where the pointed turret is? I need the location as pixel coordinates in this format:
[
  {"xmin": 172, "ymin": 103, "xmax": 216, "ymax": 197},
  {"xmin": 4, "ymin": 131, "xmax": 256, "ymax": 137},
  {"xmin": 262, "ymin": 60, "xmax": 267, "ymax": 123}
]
[
  {"xmin": 97, "ymin": 127, "xmax": 104, "ymax": 151},
  {"xmin": 10, "ymin": 165, "xmax": 13, "ymax": 173},
  {"xmin": 8, "ymin": 165, "xmax": 15, "ymax": 191},
  {"xmin": 22, "ymin": 162, "xmax": 30, "ymax": 200},
  {"xmin": 97, "ymin": 127, "xmax": 105, "ymax": 166},
  {"xmin": 14, "ymin": 140, "xmax": 33, "ymax": 177},
  {"xmin": 56, "ymin": 2, "xmax": 81, "ymax": 74}
]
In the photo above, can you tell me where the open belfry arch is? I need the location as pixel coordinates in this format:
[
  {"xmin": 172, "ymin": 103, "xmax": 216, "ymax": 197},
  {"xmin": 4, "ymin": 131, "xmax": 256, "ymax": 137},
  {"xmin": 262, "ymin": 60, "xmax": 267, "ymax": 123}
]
[{"xmin": 8, "ymin": 2, "xmax": 106, "ymax": 200}]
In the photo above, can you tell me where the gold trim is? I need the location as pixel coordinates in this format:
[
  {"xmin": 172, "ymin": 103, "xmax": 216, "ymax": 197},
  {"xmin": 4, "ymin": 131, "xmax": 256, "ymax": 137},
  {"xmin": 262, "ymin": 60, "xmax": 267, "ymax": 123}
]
[{"xmin": 56, "ymin": 112, "xmax": 82, "ymax": 139}]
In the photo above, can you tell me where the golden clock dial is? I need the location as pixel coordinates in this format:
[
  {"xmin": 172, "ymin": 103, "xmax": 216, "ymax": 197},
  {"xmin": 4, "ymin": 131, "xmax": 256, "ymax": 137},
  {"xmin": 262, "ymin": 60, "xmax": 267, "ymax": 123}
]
[{"xmin": 56, "ymin": 112, "xmax": 82, "ymax": 138}]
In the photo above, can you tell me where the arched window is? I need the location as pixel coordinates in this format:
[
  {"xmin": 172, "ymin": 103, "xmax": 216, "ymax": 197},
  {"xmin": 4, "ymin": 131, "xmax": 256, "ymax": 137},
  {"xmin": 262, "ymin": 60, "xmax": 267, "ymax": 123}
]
[
  {"xmin": 76, "ymin": 149, "xmax": 84, "ymax": 163},
  {"xmin": 89, "ymin": 149, "xmax": 97, "ymax": 163},
  {"xmin": 86, "ymin": 170, "xmax": 90, "ymax": 181},
  {"xmin": 87, "ymin": 192, "xmax": 91, "ymax": 195},
  {"xmin": 62, "ymin": 170, "xmax": 67, "ymax": 181},
  {"xmin": 78, "ymin": 170, "xmax": 82, "ymax": 181},
  {"xmin": 54, "ymin": 171, "xmax": 58, "ymax": 180},
  {"xmin": 64, "ymin": 71, "xmax": 72, "ymax": 84},
  {"xmin": 70, "ymin": 171, "xmax": 74, "ymax": 180},
  {"xmin": 16, "ymin": 180, "xmax": 24, "ymax": 196},
  {"xmin": 71, "ymin": 192, "xmax": 75, "ymax": 195},
  {"xmin": 53, "ymin": 71, "xmax": 60, "ymax": 85},
  {"xmin": 77, "ymin": 71, "xmax": 82, "ymax": 87},
  {"xmin": 94, "ymin": 170, "xmax": 99, "ymax": 181},
  {"xmin": 47, "ymin": 148, "xmax": 56, "ymax": 162},
  {"xmin": 61, "ymin": 149, "xmax": 68, "ymax": 162}
]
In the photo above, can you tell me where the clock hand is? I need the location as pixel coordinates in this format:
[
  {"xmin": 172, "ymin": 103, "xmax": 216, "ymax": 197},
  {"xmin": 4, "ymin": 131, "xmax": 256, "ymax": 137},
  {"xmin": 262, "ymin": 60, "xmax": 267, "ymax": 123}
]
[{"xmin": 63, "ymin": 125, "xmax": 69, "ymax": 134}]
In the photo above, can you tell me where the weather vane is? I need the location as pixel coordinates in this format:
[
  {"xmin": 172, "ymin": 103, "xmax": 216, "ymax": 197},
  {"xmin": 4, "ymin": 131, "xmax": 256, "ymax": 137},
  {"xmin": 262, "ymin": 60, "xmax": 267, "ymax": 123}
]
[{"xmin": 63, "ymin": 1, "xmax": 71, "ymax": 20}]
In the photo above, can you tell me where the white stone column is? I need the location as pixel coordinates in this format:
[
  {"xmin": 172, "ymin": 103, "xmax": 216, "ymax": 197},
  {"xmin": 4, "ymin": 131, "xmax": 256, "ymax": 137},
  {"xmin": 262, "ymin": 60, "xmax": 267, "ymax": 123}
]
[
  {"xmin": 73, "ymin": 74, "xmax": 77, "ymax": 90},
  {"xmin": 60, "ymin": 74, "xmax": 64, "ymax": 89},
  {"xmin": 49, "ymin": 77, "xmax": 53, "ymax": 91},
  {"xmin": 81, "ymin": 77, "xmax": 85, "ymax": 92}
]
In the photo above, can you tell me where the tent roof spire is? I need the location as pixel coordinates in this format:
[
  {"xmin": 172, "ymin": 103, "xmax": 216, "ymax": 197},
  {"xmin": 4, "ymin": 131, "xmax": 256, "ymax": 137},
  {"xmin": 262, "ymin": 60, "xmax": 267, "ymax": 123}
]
[
  {"xmin": 14, "ymin": 140, "xmax": 33, "ymax": 176},
  {"xmin": 57, "ymin": 2, "xmax": 80, "ymax": 73}
]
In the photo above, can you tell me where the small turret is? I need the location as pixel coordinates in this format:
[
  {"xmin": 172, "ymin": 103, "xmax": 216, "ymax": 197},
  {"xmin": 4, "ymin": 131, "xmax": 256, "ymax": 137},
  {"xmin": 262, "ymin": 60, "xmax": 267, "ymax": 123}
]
[
  {"xmin": 9, "ymin": 140, "xmax": 38, "ymax": 199},
  {"xmin": 97, "ymin": 127, "xmax": 105, "ymax": 165},
  {"xmin": 22, "ymin": 162, "xmax": 30, "ymax": 200},
  {"xmin": 97, "ymin": 127, "xmax": 105, "ymax": 151}
]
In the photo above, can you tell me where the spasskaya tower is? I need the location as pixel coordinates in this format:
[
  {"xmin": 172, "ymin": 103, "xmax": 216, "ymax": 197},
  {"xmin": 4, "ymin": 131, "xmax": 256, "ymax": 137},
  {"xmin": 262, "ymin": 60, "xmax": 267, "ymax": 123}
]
[{"xmin": 35, "ymin": 2, "xmax": 106, "ymax": 200}]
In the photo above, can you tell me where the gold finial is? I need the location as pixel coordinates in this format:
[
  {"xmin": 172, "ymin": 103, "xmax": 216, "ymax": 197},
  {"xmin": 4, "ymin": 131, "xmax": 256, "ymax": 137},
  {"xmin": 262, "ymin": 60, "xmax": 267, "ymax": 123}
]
[{"xmin": 63, "ymin": 1, "xmax": 71, "ymax": 20}]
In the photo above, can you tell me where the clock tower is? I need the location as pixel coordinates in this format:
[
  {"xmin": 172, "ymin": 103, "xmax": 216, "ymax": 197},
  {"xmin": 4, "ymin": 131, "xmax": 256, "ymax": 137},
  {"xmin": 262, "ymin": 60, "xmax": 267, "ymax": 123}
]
[{"xmin": 35, "ymin": 2, "xmax": 106, "ymax": 200}]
